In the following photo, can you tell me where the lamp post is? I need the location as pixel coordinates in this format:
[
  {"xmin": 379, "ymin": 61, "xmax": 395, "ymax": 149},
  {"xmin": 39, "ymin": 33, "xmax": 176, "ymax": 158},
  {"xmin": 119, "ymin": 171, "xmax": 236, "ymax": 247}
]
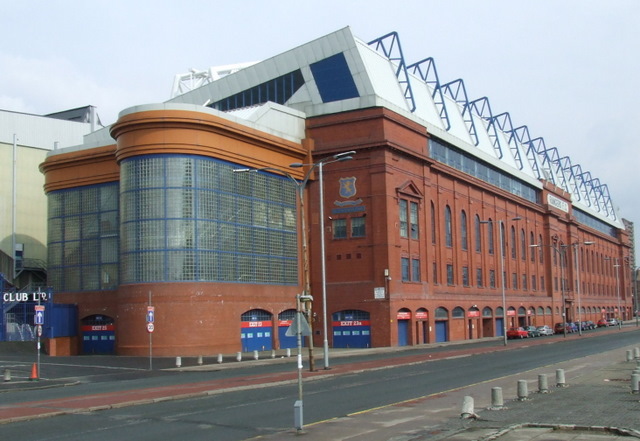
[
  {"xmin": 291, "ymin": 150, "xmax": 355, "ymax": 370},
  {"xmin": 480, "ymin": 217, "xmax": 520, "ymax": 346},
  {"xmin": 605, "ymin": 257, "xmax": 622, "ymax": 328},
  {"xmin": 567, "ymin": 241, "xmax": 594, "ymax": 336},
  {"xmin": 626, "ymin": 259, "xmax": 639, "ymax": 327},
  {"xmin": 531, "ymin": 242, "xmax": 568, "ymax": 337}
]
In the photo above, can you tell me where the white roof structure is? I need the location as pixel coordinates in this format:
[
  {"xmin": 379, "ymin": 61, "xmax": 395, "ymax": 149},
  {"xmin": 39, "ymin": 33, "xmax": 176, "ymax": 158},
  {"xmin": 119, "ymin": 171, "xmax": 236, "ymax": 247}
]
[{"xmin": 167, "ymin": 26, "xmax": 621, "ymax": 231}]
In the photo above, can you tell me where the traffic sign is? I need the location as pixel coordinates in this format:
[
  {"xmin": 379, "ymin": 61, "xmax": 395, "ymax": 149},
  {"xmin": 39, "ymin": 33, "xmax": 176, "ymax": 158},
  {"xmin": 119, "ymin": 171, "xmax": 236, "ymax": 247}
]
[
  {"xmin": 34, "ymin": 305, "xmax": 45, "ymax": 325},
  {"xmin": 147, "ymin": 323, "xmax": 155, "ymax": 333},
  {"xmin": 147, "ymin": 306, "xmax": 155, "ymax": 323}
]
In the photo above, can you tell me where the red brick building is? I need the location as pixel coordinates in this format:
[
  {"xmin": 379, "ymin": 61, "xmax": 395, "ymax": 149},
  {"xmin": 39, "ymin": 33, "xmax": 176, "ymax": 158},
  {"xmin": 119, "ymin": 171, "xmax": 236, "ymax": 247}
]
[{"xmin": 40, "ymin": 28, "xmax": 633, "ymax": 356}]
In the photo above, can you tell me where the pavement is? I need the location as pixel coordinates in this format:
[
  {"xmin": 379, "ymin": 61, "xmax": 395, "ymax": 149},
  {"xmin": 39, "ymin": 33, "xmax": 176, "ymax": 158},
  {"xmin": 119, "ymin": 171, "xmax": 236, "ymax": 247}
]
[{"xmin": 0, "ymin": 326, "xmax": 639, "ymax": 440}]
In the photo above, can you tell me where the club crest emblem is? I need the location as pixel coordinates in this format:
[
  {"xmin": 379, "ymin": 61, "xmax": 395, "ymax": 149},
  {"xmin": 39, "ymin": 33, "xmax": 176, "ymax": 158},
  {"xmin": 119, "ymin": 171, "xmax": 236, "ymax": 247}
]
[{"xmin": 339, "ymin": 177, "xmax": 357, "ymax": 199}]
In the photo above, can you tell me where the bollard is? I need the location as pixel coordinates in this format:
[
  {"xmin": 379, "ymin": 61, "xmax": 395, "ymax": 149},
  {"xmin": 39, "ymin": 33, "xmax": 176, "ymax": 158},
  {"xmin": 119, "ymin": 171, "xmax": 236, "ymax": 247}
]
[
  {"xmin": 627, "ymin": 350, "xmax": 633, "ymax": 362},
  {"xmin": 271, "ymin": 349, "xmax": 276, "ymax": 359},
  {"xmin": 635, "ymin": 347, "xmax": 640, "ymax": 360},
  {"xmin": 236, "ymin": 352, "xmax": 242, "ymax": 362},
  {"xmin": 253, "ymin": 350, "xmax": 259, "ymax": 361},
  {"xmin": 490, "ymin": 387, "xmax": 504, "ymax": 409},
  {"xmin": 3, "ymin": 369, "xmax": 10, "ymax": 382},
  {"xmin": 538, "ymin": 374, "xmax": 549, "ymax": 393},
  {"xmin": 556, "ymin": 369, "xmax": 566, "ymax": 387},
  {"xmin": 197, "ymin": 355, "xmax": 203, "ymax": 365},
  {"xmin": 460, "ymin": 396, "xmax": 475, "ymax": 419},
  {"xmin": 517, "ymin": 380, "xmax": 529, "ymax": 401},
  {"xmin": 175, "ymin": 356, "xmax": 182, "ymax": 368},
  {"xmin": 286, "ymin": 348, "xmax": 291, "ymax": 357},
  {"xmin": 632, "ymin": 373, "xmax": 640, "ymax": 394},
  {"xmin": 294, "ymin": 400, "xmax": 304, "ymax": 432},
  {"xmin": 217, "ymin": 353, "xmax": 223, "ymax": 364}
]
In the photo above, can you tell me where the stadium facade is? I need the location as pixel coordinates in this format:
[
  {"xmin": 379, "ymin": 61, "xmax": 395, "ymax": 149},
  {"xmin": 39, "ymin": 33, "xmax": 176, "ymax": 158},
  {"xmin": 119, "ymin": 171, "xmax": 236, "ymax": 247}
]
[{"xmin": 39, "ymin": 27, "xmax": 634, "ymax": 356}]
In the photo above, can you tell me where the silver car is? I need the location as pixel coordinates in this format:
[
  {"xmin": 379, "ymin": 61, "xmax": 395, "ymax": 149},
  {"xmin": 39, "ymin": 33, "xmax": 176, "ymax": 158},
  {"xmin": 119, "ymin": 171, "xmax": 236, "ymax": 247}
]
[{"xmin": 537, "ymin": 325, "xmax": 554, "ymax": 336}]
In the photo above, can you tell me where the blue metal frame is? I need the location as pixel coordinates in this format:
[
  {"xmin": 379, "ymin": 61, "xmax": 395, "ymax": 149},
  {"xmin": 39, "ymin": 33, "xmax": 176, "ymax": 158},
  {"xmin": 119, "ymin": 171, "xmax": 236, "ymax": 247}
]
[
  {"xmin": 368, "ymin": 32, "xmax": 416, "ymax": 112},
  {"xmin": 468, "ymin": 97, "xmax": 502, "ymax": 158},
  {"xmin": 492, "ymin": 113, "xmax": 524, "ymax": 171},
  {"xmin": 441, "ymin": 79, "xmax": 479, "ymax": 146},
  {"xmin": 407, "ymin": 58, "xmax": 450, "ymax": 130}
]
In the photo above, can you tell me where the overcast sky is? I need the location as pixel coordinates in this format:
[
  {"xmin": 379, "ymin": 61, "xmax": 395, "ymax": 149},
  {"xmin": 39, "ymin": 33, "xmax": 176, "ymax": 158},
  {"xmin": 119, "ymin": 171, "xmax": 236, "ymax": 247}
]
[{"xmin": 2, "ymin": 1, "xmax": 638, "ymax": 253}]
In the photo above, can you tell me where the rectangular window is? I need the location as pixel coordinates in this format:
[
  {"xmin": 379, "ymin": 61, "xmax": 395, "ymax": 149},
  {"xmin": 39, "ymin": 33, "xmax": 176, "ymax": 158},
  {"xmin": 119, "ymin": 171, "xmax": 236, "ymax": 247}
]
[
  {"xmin": 410, "ymin": 201, "xmax": 419, "ymax": 239},
  {"xmin": 447, "ymin": 264, "xmax": 454, "ymax": 285},
  {"xmin": 432, "ymin": 262, "xmax": 438, "ymax": 284},
  {"xmin": 541, "ymin": 276, "xmax": 545, "ymax": 290},
  {"xmin": 333, "ymin": 218, "xmax": 347, "ymax": 239},
  {"xmin": 512, "ymin": 273, "xmax": 518, "ymax": 289},
  {"xmin": 476, "ymin": 268, "xmax": 483, "ymax": 287},
  {"xmin": 401, "ymin": 257, "xmax": 410, "ymax": 282},
  {"xmin": 489, "ymin": 269, "xmax": 496, "ymax": 288},
  {"xmin": 522, "ymin": 274, "xmax": 528, "ymax": 290},
  {"xmin": 462, "ymin": 266, "xmax": 469, "ymax": 287},
  {"xmin": 532, "ymin": 275, "xmax": 537, "ymax": 291},
  {"xmin": 351, "ymin": 216, "xmax": 366, "ymax": 237},
  {"xmin": 399, "ymin": 199, "xmax": 408, "ymax": 238},
  {"xmin": 411, "ymin": 259, "xmax": 421, "ymax": 282}
]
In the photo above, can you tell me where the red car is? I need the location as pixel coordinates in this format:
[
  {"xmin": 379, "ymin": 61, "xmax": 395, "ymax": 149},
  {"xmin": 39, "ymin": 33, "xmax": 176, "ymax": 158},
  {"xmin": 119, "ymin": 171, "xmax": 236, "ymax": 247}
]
[
  {"xmin": 507, "ymin": 327, "xmax": 529, "ymax": 339},
  {"xmin": 597, "ymin": 319, "xmax": 608, "ymax": 327}
]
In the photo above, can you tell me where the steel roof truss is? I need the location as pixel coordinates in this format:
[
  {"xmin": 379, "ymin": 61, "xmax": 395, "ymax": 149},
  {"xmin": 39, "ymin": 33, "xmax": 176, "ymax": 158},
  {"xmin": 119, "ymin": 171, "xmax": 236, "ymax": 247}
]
[
  {"xmin": 441, "ymin": 79, "xmax": 479, "ymax": 146},
  {"xmin": 408, "ymin": 58, "xmax": 450, "ymax": 130},
  {"xmin": 368, "ymin": 32, "xmax": 417, "ymax": 112}
]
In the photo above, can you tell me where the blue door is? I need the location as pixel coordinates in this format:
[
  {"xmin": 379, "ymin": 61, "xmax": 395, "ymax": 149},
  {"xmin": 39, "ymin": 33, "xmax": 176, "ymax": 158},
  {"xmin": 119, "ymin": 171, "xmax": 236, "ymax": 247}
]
[
  {"xmin": 397, "ymin": 320, "xmax": 409, "ymax": 346},
  {"xmin": 81, "ymin": 314, "xmax": 115, "ymax": 354},
  {"xmin": 241, "ymin": 309, "xmax": 273, "ymax": 352},
  {"xmin": 495, "ymin": 318, "xmax": 504, "ymax": 337},
  {"xmin": 435, "ymin": 321, "xmax": 448, "ymax": 342}
]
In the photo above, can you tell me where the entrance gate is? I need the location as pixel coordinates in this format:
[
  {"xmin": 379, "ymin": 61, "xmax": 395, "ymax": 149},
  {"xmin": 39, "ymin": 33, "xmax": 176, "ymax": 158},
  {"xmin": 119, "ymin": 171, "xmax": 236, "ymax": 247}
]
[{"xmin": 81, "ymin": 314, "xmax": 115, "ymax": 354}]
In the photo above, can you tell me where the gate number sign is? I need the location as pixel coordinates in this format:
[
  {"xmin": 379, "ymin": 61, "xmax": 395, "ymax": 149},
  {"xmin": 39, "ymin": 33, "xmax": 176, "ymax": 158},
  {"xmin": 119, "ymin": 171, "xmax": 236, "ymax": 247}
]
[{"xmin": 34, "ymin": 305, "xmax": 45, "ymax": 325}]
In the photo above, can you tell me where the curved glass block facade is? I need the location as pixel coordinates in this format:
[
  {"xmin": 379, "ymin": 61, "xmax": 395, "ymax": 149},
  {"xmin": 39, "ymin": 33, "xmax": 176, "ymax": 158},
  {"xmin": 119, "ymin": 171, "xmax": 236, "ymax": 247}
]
[
  {"xmin": 47, "ymin": 183, "xmax": 120, "ymax": 292},
  {"xmin": 120, "ymin": 154, "xmax": 298, "ymax": 284}
]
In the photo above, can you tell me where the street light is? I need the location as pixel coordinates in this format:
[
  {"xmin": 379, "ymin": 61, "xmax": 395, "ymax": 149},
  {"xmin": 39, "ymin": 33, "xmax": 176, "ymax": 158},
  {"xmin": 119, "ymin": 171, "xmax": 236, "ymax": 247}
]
[
  {"xmin": 605, "ymin": 257, "xmax": 622, "ymax": 328},
  {"xmin": 567, "ymin": 241, "xmax": 594, "ymax": 336},
  {"xmin": 531, "ymin": 242, "xmax": 568, "ymax": 337},
  {"xmin": 625, "ymin": 258, "xmax": 639, "ymax": 327},
  {"xmin": 480, "ymin": 217, "xmax": 521, "ymax": 346},
  {"xmin": 291, "ymin": 150, "xmax": 355, "ymax": 370}
]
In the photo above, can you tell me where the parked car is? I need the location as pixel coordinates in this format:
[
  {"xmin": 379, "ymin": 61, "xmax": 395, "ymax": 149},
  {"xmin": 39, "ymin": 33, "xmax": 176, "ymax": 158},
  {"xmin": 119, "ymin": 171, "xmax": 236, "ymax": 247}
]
[
  {"xmin": 597, "ymin": 319, "xmax": 608, "ymax": 327},
  {"xmin": 554, "ymin": 322, "xmax": 576, "ymax": 334},
  {"xmin": 507, "ymin": 327, "xmax": 529, "ymax": 339},
  {"xmin": 524, "ymin": 326, "xmax": 541, "ymax": 337},
  {"xmin": 606, "ymin": 318, "xmax": 619, "ymax": 327},
  {"xmin": 584, "ymin": 320, "xmax": 596, "ymax": 330},
  {"xmin": 537, "ymin": 325, "xmax": 554, "ymax": 336}
]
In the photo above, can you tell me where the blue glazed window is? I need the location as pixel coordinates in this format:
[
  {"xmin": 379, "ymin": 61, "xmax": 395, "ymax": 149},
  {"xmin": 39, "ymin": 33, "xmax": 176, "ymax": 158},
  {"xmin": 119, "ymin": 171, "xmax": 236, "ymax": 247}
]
[{"xmin": 310, "ymin": 53, "xmax": 359, "ymax": 103}]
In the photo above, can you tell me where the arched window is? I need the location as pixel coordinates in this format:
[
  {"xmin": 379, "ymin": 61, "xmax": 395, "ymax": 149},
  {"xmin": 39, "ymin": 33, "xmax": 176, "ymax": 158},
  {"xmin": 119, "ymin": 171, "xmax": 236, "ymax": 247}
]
[
  {"xmin": 460, "ymin": 210, "xmax": 468, "ymax": 251},
  {"xmin": 445, "ymin": 205, "xmax": 452, "ymax": 247},
  {"xmin": 520, "ymin": 229, "xmax": 526, "ymax": 261},
  {"xmin": 474, "ymin": 215, "xmax": 482, "ymax": 252},
  {"xmin": 483, "ymin": 307, "xmax": 493, "ymax": 317},
  {"xmin": 538, "ymin": 234, "xmax": 544, "ymax": 263},
  {"xmin": 530, "ymin": 232, "xmax": 535, "ymax": 262},
  {"xmin": 452, "ymin": 306, "xmax": 465, "ymax": 318},
  {"xmin": 431, "ymin": 202, "xmax": 436, "ymax": 244},
  {"xmin": 435, "ymin": 307, "xmax": 449, "ymax": 319},
  {"xmin": 488, "ymin": 218, "xmax": 495, "ymax": 255}
]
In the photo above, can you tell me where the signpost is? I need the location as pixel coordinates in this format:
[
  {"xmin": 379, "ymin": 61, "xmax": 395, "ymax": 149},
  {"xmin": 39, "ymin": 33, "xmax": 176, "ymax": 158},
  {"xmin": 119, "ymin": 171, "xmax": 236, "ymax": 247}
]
[
  {"xmin": 34, "ymin": 304, "xmax": 45, "ymax": 380},
  {"xmin": 147, "ymin": 293, "xmax": 153, "ymax": 370}
]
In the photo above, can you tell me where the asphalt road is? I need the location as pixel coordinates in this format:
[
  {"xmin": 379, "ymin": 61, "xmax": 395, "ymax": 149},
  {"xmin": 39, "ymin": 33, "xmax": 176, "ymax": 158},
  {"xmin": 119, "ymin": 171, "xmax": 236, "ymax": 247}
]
[{"xmin": 0, "ymin": 328, "xmax": 638, "ymax": 440}]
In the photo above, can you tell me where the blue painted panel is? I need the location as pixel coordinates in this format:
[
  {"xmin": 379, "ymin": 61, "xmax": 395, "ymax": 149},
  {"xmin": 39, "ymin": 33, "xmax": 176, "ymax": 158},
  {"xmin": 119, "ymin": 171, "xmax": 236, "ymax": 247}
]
[
  {"xmin": 435, "ymin": 321, "xmax": 448, "ymax": 342},
  {"xmin": 397, "ymin": 320, "xmax": 409, "ymax": 346},
  {"xmin": 310, "ymin": 53, "xmax": 359, "ymax": 103}
]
